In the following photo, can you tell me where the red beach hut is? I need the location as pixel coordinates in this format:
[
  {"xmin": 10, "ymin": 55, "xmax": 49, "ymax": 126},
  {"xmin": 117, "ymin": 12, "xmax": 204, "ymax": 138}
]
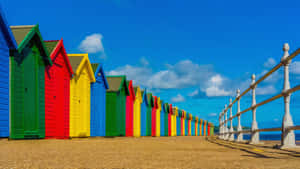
[
  {"xmin": 126, "ymin": 80, "xmax": 135, "ymax": 137},
  {"xmin": 44, "ymin": 39, "xmax": 73, "ymax": 139},
  {"xmin": 168, "ymin": 104, "xmax": 173, "ymax": 136},
  {"xmin": 151, "ymin": 96, "xmax": 158, "ymax": 137}
]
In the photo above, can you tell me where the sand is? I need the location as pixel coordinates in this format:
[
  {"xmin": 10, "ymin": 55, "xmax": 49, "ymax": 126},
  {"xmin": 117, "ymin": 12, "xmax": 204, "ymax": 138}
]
[{"xmin": 0, "ymin": 136, "xmax": 299, "ymax": 169}]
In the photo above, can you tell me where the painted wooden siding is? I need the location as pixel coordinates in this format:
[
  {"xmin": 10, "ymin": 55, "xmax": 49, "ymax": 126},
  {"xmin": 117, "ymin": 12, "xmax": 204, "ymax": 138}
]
[
  {"xmin": 0, "ymin": 30, "xmax": 9, "ymax": 137},
  {"xmin": 70, "ymin": 68, "xmax": 91, "ymax": 137},
  {"xmin": 91, "ymin": 72, "xmax": 106, "ymax": 137},
  {"xmin": 45, "ymin": 47, "xmax": 70, "ymax": 139},
  {"xmin": 10, "ymin": 44, "xmax": 45, "ymax": 139}
]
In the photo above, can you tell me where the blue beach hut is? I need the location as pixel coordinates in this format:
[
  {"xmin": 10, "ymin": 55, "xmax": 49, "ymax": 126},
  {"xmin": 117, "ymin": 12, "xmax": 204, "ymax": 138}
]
[
  {"xmin": 160, "ymin": 100, "xmax": 165, "ymax": 136},
  {"xmin": 0, "ymin": 9, "xmax": 17, "ymax": 137},
  {"xmin": 176, "ymin": 109, "xmax": 181, "ymax": 136},
  {"xmin": 91, "ymin": 63, "xmax": 109, "ymax": 136},
  {"xmin": 141, "ymin": 89, "xmax": 148, "ymax": 136},
  {"xmin": 191, "ymin": 116, "xmax": 195, "ymax": 136}
]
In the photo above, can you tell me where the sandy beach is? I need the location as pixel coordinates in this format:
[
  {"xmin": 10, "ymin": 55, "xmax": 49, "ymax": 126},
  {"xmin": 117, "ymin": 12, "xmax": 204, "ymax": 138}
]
[{"xmin": 0, "ymin": 136, "xmax": 299, "ymax": 169}]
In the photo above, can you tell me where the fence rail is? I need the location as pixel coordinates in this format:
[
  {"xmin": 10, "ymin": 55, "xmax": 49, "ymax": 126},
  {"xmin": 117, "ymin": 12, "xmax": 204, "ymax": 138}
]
[{"xmin": 218, "ymin": 43, "xmax": 300, "ymax": 148}]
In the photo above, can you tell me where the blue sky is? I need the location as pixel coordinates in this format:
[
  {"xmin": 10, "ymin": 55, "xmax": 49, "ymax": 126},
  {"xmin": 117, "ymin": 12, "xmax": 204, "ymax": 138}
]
[{"xmin": 3, "ymin": 0, "xmax": 300, "ymax": 128}]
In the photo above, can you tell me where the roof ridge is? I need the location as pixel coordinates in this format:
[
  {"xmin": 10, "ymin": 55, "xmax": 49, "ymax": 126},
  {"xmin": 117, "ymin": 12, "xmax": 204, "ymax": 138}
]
[
  {"xmin": 44, "ymin": 40, "xmax": 59, "ymax": 42},
  {"xmin": 10, "ymin": 25, "xmax": 35, "ymax": 28}
]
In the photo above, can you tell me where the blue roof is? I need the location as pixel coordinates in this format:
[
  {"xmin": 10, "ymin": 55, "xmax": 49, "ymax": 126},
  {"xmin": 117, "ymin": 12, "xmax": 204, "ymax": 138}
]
[
  {"xmin": 93, "ymin": 63, "xmax": 109, "ymax": 89},
  {"xmin": 0, "ymin": 6, "xmax": 17, "ymax": 49}
]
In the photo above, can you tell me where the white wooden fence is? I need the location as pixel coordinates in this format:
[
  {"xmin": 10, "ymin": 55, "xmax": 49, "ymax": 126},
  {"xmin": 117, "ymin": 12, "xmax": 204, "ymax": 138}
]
[{"xmin": 218, "ymin": 43, "xmax": 300, "ymax": 148}]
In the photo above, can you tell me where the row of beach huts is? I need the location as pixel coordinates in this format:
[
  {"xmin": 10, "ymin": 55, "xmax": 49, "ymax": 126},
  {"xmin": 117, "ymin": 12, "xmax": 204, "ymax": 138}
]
[{"xmin": 0, "ymin": 9, "xmax": 214, "ymax": 139}]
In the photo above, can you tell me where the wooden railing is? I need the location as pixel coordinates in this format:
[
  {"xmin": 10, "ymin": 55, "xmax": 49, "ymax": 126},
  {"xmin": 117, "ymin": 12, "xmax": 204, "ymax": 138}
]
[{"xmin": 218, "ymin": 43, "xmax": 300, "ymax": 148}]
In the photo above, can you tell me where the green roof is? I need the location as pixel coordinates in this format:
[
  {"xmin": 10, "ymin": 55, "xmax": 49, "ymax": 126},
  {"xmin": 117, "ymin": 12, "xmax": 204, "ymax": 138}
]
[
  {"xmin": 44, "ymin": 40, "xmax": 59, "ymax": 54},
  {"xmin": 10, "ymin": 25, "xmax": 34, "ymax": 45},
  {"xmin": 68, "ymin": 56, "xmax": 84, "ymax": 72}
]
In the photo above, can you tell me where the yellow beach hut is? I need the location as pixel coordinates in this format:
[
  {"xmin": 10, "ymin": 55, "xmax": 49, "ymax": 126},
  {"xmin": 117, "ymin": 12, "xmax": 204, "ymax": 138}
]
[
  {"xmin": 195, "ymin": 117, "xmax": 199, "ymax": 136},
  {"xmin": 172, "ymin": 107, "xmax": 178, "ymax": 136},
  {"xmin": 155, "ymin": 97, "xmax": 161, "ymax": 137},
  {"xmin": 204, "ymin": 120, "xmax": 207, "ymax": 136},
  {"xmin": 200, "ymin": 119, "xmax": 203, "ymax": 136},
  {"xmin": 133, "ymin": 86, "xmax": 142, "ymax": 137},
  {"xmin": 68, "ymin": 54, "xmax": 96, "ymax": 137}
]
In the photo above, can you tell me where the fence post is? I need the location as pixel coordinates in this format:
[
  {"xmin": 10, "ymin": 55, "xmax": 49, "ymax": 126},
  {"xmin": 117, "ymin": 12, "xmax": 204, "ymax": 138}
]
[
  {"xmin": 281, "ymin": 43, "xmax": 296, "ymax": 148},
  {"xmin": 236, "ymin": 89, "xmax": 243, "ymax": 142},
  {"xmin": 224, "ymin": 104, "xmax": 228, "ymax": 140},
  {"xmin": 229, "ymin": 98, "xmax": 234, "ymax": 141},
  {"xmin": 250, "ymin": 74, "xmax": 259, "ymax": 144}
]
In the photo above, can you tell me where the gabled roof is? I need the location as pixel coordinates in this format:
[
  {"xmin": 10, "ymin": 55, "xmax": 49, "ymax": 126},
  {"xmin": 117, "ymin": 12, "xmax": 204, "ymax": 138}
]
[
  {"xmin": 10, "ymin": 25, "xmax": 52, "ymax": 65},
  {"xmin": 67, "ymin": 53, "xmax": 96, "ymax": 82},
  {"xmin": 133, "ymin": 86, "xmax": 142, "ymax": 101},
  {"xmin": 156, "ymin": 97, "xmax": 161, "ymax": 110},
  {"xmin": 91, "ymin": 63, "xmax": 109, "ymax": 89},
  {"xmin": 142, "ymin": 89, "xmax": 148, "ymax": 104},
  {"xmin": 106, "ymin": 76, "xmax": 129, "ymax": 95},
  {"xmin": 44, "ymin": 39, "xmax": 73, "ymax": 76},
  {"xmin": 127, "ymin": 80, "xmax": 135, "ymax": 100},
  {"xmin": 164, "ymin": 103, "xmax": 169, "ymax": 113},
  {"xmin": 146, "ymin": 93, "xmax": 154, "ymax": 107},
  {"xmin": 169, "ymin": 104, "xmax": 173, "ymax": 114},
  {"xmin": 0, "ymin": 7, "xmax": 17, "ymax": 49},
  {"xmin": 153, "ymin": 96, "xmax": 158, "ymax": 108}
]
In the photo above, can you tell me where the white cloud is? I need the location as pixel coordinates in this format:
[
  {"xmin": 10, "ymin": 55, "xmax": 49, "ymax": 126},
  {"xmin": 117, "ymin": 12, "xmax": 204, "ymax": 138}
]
[
  {"xmin": 171, "ymin": 94, "xmax": 185, "ymax": 103},
  {"xmin": 256, "ymin": 85, "xmax": 277, "ymax": 95},
  {"xmin": 188, "ymin": 89, "xmax": 199, "ymax": 97},
  {"xmin": 273, "ymin": 118, "xmax": 279, "ymax": 122},
  {"xmin": 108, "ymin": 59, "xmax": 216, "ymax": 90},
  {"xmin": 107, "ymin": 64, "xmax": 152, "ymax": 87},
  {"xmin": 79, "ymin": 33, "xmax": 104, "ymax": 53},
  {"xmin": 208, "ymin": 113, "xmax": 218, "ymax": 117},
  {"xmin": 264, "ymin": 58, "xmax": 276, "ymax": 68},
  {"xmin": 201, "ymin": 74, "xmax": 233, "ymax": 97},
  {"xmin": 140, "ymin": 57, "xmax": 149, "ymax": 66},
  {"xmin": 290, "ymin": 61, "xmax": 300, "ymax": 74}
]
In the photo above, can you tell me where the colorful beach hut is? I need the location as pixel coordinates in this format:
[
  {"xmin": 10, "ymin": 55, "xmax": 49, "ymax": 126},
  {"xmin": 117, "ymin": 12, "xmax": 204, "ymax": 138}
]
[
  {"xmin": 90, "ymin": 63, "xmax": 109, "ymax": 137},
  {"xmin": 195, "ymin": 117, "xmax": 199, "ymax": 136},
  {"xmin": 141, "ymin": 90, "xmax": 147, "ymax": 136},
  {"xmin": 176, "ymin": 108, "xmax": 180, "ymax": 136},
  {"xmin": 68, "ymin": 54, "xmax": 95, "ymax": 137},
  {"xmin": 0, "ymin": 10, "xmax": 17, "ymax": 137},
  {"xmin": 44, "ymin": 39, "xmax": 73, "ymax": 139},
  {"xmin": 181, "ymin": 110, "xmax": 185, "ymax": 136},
  {"xmin": 188, "ymin": 113, "xmax": 192, "ymax": 136},
  {"xmin": 160, "ymin": 100, "xmax": 165, "ymax": 136},
  {"xmin": 151, "ymin": 96, "xmax": 158, "ymax": 137},
  {"xmin": 207, "ymin": 122, "xmax": 211, "ymax": 136},
  {"xmin": 146, "ymin": 93, "xmax": 154, "ymax": 136},
  {"xmin": 191, "ymin": 116, "xmax": 195, "ymax": 136},
  {"xmin": 203, "ymin": 120, "xmax": 207, "ymax": 136},
  {"xmin": 184, "ymin": 111, "xmax": 189, "ymax": 136},
  {"xmin": 105, "ymin": 76, "xmax": 129, "ymax": 136},
  {"xmin": 199, "ymin": 119, "xmax": 203, "ymax": 136},
  {"xmin": 133, "ymin": 86, "xmax": 142, "ymax": 137},
  {"xmin": 164, "ymin": 103, "xmax": 169, "ymax": 136},
  {"xmin": 10, "ymin": 25, "xmax": 52, "ymax": 139},
  {"xmin": 126, "ymin": 80, "xmax": 135, "ymax": 137},
  {"xmin": 156, "ymin": 97, "xmax": 161, "ymax": 137},
  {"xmin": 168, "ymin": 104, "xmax": 173, "ymax": 136},
  {"xmin": 171, "ymin": 107, "xmax": 177, "ymax": 136}
]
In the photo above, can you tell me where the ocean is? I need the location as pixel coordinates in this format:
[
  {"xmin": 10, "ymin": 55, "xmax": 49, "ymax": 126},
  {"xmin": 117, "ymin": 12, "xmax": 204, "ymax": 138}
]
[{"xmin": 242, "ymin": 133, "xmax": 300, "ymax": 141}]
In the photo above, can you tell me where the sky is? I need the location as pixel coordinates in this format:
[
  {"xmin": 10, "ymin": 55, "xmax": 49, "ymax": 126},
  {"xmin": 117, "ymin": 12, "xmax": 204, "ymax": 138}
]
[{"xmin": 2, "ymin": 0, "xmax": 300, "ymax": 128}]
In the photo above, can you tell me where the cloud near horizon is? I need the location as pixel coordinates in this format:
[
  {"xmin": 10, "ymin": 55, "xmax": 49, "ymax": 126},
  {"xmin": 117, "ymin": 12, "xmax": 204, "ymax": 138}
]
[{"xmin": 107, "ymin": 56, "xmax": 285, "ymax": 98}]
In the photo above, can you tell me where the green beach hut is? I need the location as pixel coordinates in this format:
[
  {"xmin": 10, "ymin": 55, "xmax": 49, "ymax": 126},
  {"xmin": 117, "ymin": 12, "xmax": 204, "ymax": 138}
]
[
  {"xmin": 146, "ymin": 93, "xmax": 154, "ymax": 136},
  {"xmin": 105, "ymin": 76, "xmax": 129, "ymax": 136},
  {"xmin": 10, "ymin": 25, "xmax": 52, "ymax": 139}
]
